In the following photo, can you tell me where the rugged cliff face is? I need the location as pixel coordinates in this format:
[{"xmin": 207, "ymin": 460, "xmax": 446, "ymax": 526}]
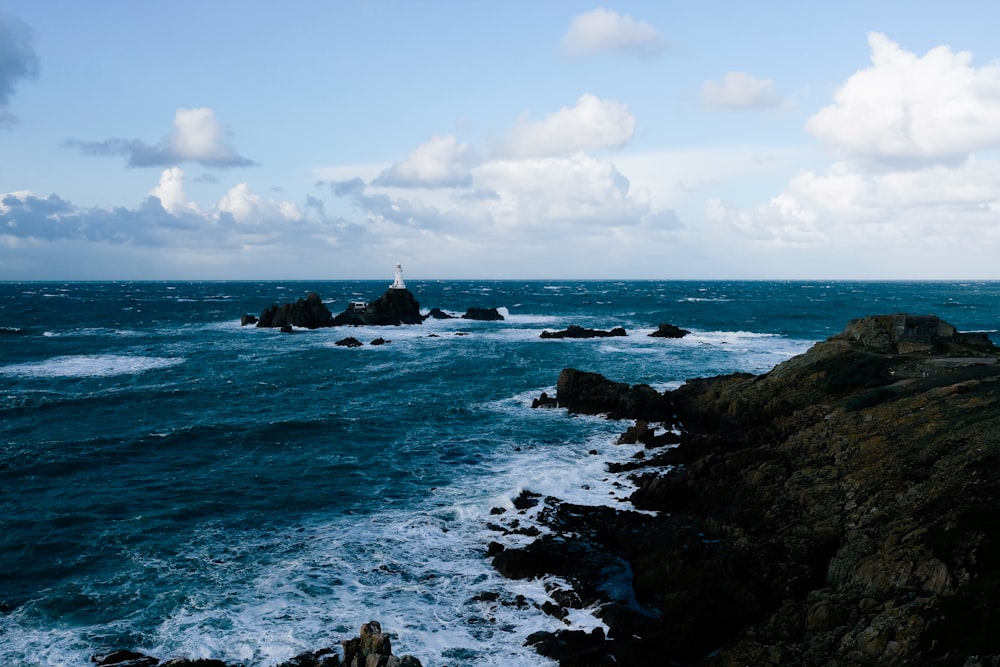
[{"xmin": 514, "ymin": 315, "xmax": 1000, "ymax": 666}]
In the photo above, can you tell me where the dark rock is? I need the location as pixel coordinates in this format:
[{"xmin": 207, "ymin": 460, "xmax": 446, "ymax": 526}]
[
  {"xmin": 540, "ymin": 325, "xmax": 626, "ymax": 339},
  {"xmin": 273, "ymin": 647, "xmax": 339, "ymax": 667},
  {"xmin": 649, "ymin": 322, "xmax": 690, "ymax": 338},
  {"xmin": 531, "ymin": 391, "xmax": 558, "ymax": 408},
  {"xmin": 280, "ymin": 324, "xmax": 293, "ymax": 334},
  {"xmin": 425, "ymin": 307, "xmax": 455, "ymax": 319},
  {"xmin": 257, "ymin": 292, "xmax": 334, "ymax": 329},
  {"xmin": 332, "ymin": 288, "xmax": 423, "ymax": 326},
  {"xmin": 335, "ymin": 337, "xmax": 363, "ymax": 348},
  {"xmin": 462, "ymin": 307, "xmax": 504, "ymax": 321},
  {"xmin": 91, "ymin": 651, "xmax": 159, "ymax": 667},
  {"xmin": 240, "ymin": 314, "xmax": 257, "ymax": 326},
  {"xmin": 370, "ymin": 337, "xmax": 389, "ymax": 345},
  {"xmin": 526, "ymin": 628, "xmax": 614, "ymax": 667},
  {"xmin": 554, "ymin": 368, "xmax": 673, "ymax": 421},
  {"xmin": 512, "ymin": 489, "xmax": 541, "ymax": 510}
]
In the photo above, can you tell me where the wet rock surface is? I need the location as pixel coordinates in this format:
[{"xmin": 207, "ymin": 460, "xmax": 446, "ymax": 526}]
[{"xmin": 517, "ymin": 314, "xmax": 1000, "ymax": 665}]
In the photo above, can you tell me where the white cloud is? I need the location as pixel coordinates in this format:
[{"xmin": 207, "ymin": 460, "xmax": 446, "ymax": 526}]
[
  {"xmin": 216, "ymin": 182, "xmax": 302, "ymax": 224},
  {"xmin": 502, "ymin": 94, "xmax": 635, "ymax": 158},
  {"xmin": 375, "ymin": 135, "xmax": 478, "ymax": 187},
  {"xmin": 561, "ymin": 8, "xmax": 666, "ymax": 58},
  {"xmin": 149, "ymin": 167, "xmax": 194, "ymax": 214},
  {"xmin": 807, "ymin": 32, "xmax": 1000, "ymax": 165},
  {"xmin": 67, "ymin": 107, "xmax": 256, "ymax": 168},
  {"xmin": 168, "ymin": 108, "xmax": 247, "ymax": 165},
  {"xmin": 472, "ymin": 152, "xmax": 638, "ymax": 225},
  {"xmin": 701, "ymin": 72, "xmax": 782, "ymax": 110}
]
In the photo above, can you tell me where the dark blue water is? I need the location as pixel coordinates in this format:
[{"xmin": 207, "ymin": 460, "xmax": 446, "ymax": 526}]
[{"xmin": 2, "ymin": 280, "xmax": 998, "ymax": 666}]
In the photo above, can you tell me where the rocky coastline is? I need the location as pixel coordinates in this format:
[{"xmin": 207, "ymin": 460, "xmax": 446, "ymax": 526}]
[{"xmin": 498, "ymin": 313, "xmax": 1000, "ymax": 665}]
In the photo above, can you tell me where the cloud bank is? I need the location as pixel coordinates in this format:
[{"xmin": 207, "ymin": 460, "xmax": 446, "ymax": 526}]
[
  {"xmin": 709, "ymin": 33, "xmax": 1000, "ymax": 268},
  {"xmin": 67, "ymin": 107, "xmax": 256, "ymax": 168}
]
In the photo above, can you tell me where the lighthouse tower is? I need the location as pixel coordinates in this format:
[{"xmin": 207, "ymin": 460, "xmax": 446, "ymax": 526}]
[{"xmin": 390, "ymin": 262, "xmax": 406, "ymax": 290}]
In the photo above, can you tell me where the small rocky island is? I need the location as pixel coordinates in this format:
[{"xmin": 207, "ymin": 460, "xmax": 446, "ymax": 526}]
[
  {"xmin": 502, "ymin": 313, "xmax": 1000, "ymax": 665},
  {"xmin": 245, "ymin": 264, "xmax": 505, "ymax": 331}
]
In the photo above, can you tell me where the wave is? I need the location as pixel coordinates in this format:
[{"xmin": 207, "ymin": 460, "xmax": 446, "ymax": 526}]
[{"xmin": 0, "ymin": 354, "xmax": 185, "ymax": 379}]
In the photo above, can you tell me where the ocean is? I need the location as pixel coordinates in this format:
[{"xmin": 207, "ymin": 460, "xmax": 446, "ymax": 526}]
[{"xmin": 2, "ymin": 280, "xmax": 998, "ymax": 666}]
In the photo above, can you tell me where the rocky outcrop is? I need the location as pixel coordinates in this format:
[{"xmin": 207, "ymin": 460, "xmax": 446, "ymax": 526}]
[
  {"xmin": 257, "ymin": 292, "xmax": 333, "ymax": 329},
  {"xmin": 540, "ymin": 325, "xmax": 627, "ymax": 339},
  {"xmin": 649, "ymin": 322, "xmax": 690, "ymax": 338},
  {"xmin": 91, "ymin": 621, "xmax": 422, "ymax": 667},
  {"xmin": 332, "ymin": 289, "xmax": 423, "ymax": 326},
  {"xmin": 462, "ymin": 307, "xmax": 504, "ymax": 321},
  {"xmin": 511, "ymin": 315, "xmax": 1000, "ymax": 665},
  {"xmin": 550, "ymin": 367, "xmax": 672, "ymax": 421}
]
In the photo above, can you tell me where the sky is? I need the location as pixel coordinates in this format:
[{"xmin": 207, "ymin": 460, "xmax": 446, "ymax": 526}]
[{"xmin": 3, "ymin": 1, "xmax": 1000, "ymax": 280}]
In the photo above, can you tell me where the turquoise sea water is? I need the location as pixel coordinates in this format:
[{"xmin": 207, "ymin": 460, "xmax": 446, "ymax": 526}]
[{"xmin": 2, "ymin": 280, "xmax": 999, "ymax": 666}]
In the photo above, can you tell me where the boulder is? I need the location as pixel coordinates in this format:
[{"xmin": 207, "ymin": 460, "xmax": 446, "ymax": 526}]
[
  {"xmin": 649, "ymin": 323, "xmax": 690, "ymax": 338},
  {"xmin": 257, "ymin": 292, "xmax": 333, "ymax": 329},
  {"xmin": 540, "ymin": 325, "xmax": 626, "ymax": 339},
  {"xmin": 335, "ymin": 336, "xmax": 363, "ymax": 348},
  {"xmin": 462, "ymin": 307, "xmax": 504, "ymax": 321},
  {"xmin": 240, "ymin": 314, "xmax": 257, "ymax": 326}
]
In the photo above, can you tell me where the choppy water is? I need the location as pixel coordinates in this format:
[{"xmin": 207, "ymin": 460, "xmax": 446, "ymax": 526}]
[{"xmin": 2, "ymin": 280, "xmax": 998, "ymax": 666}]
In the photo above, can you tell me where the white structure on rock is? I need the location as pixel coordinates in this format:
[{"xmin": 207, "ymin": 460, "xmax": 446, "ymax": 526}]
[{"xmin": 390, "ymin": 263, "xmax": 406, "ymax": 290}]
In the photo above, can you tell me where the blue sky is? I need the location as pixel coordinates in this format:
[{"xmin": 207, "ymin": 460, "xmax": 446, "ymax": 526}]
[{"xmin": 3, "ymin": 1, "xmax": 1000, "ymax": 280}]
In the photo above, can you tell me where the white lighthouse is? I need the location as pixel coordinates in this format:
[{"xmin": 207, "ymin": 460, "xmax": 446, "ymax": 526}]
[{"xmin": 390, "ymin": 262, "xmax": 406, "ymax": 290}]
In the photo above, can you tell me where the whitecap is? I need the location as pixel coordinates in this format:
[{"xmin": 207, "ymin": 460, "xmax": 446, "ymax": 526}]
[{"xmin": 0, "ymin": 354, "xmax": 185, "ymax": 379}]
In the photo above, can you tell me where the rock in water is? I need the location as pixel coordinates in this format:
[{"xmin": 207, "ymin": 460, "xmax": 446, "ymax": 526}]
[
  {"xmin": 332, "ymin": 288, "xmax": 423, "ymax": 326},
  {"xmin": 540, "ymin": 325, "xmax": 626, "ymax": 339},
  {"xmin": 648, "ymin": 323, "xmax": 690, "ymax": 338},
  {"xmin": 554, "ymin": 368, "xmax": 671, "ymax": 420},
  {"xmin": 257, "ymin": 292, "xmax": 333, "ymax": 329},
  {"xmin": 461, "ymin": 307, "xmax": 504, "ymax": 321}
]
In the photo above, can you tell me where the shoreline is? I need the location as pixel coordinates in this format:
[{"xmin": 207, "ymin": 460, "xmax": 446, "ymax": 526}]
[{"xmin": 493, "ymin": 314, "xmax": 1000, "ymax": 665}]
